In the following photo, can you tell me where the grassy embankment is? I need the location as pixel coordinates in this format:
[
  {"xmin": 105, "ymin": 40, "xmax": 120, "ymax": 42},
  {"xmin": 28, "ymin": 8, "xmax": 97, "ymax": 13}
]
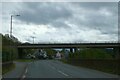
[
  {"xmin": 61, "ymin": 59, "xmax": 120, "ymax": 75},
  {"xmin": 1, "ymin": 33, "xmax": 19, "ymax": 75},
  {"xmin": 60, "ymin": 48, "xmax": 120, "ymax": 75},
  {"xmin": 1, "ymin": 33, "xmax": 36, "ymax": 74}
]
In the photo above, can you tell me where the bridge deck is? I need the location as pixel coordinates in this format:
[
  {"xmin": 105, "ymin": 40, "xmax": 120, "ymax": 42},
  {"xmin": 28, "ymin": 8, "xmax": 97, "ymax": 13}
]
[{"xmin": 17, "ymin": 43, "xmax": 120, "ymax": 48}]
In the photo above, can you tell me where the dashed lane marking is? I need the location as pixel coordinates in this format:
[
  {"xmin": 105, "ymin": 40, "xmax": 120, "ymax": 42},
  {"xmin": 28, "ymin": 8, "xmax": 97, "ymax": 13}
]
[
  {"xmin": 22, "ymin": 75, "xmax": 26, "ymax": 79},
  {"xmin": 25, "ymin": 68, "xmax": 28, "ymax": 74},
  {"xmin": 58, "ymin": 70, "xmax": 69, "ymax": 77}
]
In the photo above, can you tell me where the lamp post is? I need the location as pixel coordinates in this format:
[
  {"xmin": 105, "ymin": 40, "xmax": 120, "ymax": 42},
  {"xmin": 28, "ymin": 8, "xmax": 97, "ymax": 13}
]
[
  {"xmin": 10, "ymin": 15, "xmax": 20, "ymax": 37},
  {"xmin": 10, "ymin": 14, "xmax": 20, "ymax": 61},
  {"xmin": 31, "ymin": 36, "xmax": 36, "ymax": 44}
]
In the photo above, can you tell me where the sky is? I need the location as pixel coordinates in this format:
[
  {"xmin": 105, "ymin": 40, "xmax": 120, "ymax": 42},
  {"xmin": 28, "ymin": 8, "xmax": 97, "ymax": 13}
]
[{"xmin": 1, "ymin": 1, "xmax": 119, "ymax": 43}]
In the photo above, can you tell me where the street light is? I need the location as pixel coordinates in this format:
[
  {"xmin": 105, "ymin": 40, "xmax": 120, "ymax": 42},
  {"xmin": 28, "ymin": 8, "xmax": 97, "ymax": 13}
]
[
  {"xmin": 31, "ymin": 36, "xmax": 36, "ymax": 44},
  {"xmin": 10, "ymin": 14, "xmax": 20, "ymax": 38},
  {"xmin": 10, "ymin": 14, "xmax": 20, "ymax": 61}
]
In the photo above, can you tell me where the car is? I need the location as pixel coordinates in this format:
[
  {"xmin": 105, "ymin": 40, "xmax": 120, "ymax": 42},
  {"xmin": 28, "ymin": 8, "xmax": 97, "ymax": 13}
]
[
  {"xmin": 31, "ymin": 55, "xmax": 36, "ymax": 59},
  {"xmin": 37, "ymin": 53, "xmax": 47, "ymax": 59}
]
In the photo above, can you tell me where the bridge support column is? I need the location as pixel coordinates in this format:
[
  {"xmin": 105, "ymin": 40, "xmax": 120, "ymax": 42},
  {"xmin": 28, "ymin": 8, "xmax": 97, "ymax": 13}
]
[
  {"xmin": 74, "ymin": 48, "xmax": 77, "ymax": 53},
  {"xmin": 18, "ymin": 48, "xmax": 24, "ymax": 59},
  {"xmin": 113, "ymin": 47, "xmax": 120, "ymax": 59},
  {"xmin": 70, "ymin": 48, "xmax": 73, "ymax": 53}
]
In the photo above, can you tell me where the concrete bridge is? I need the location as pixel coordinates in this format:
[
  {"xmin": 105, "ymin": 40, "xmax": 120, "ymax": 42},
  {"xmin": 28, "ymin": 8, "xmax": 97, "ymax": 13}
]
[
  {"xmin": 17, "ymin": 42, "xmax": 120, "ymax": 59},
  {"xmin": 17, "ymin": 43, "xmax": 119, "ymax": 48}
]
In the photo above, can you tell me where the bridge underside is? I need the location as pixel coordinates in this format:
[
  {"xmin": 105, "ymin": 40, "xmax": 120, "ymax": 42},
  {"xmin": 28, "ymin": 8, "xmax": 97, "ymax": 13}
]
[
  {"xmin": 17, "ymin": 43, "xmax": 120, "ymax": 59},
  {"xmin": 17, "ymin": 43, "xmax": 119, "ymax": 49}
]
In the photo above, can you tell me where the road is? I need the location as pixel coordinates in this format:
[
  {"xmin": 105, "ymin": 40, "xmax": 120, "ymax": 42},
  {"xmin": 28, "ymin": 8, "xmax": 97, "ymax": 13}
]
[{"xmin": 24, "ymin": 60, "xmax": 119, "ymax": 78}]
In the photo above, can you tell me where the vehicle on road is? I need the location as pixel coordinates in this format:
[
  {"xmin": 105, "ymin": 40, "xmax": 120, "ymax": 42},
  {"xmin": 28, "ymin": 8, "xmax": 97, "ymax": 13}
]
[
  {"xmin": 55, "ymin": 51, "xmax": 61, "ymax": 59},
  {"xmin": 37, "ymin": 50, "xmax": 48, "ymax": 59},
  {"xmin": 26, "ymin": 54, "xmax": 36, "ymax": 59}
]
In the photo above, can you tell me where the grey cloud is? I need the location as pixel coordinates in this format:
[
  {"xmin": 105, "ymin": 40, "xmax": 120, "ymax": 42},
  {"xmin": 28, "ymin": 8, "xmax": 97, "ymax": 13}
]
[
  {"xmin": 16, "ymin": 2, "xmax": 72, "ymax": 25},
  {"xmin": 81, "ymin": 13, "xmax": 117, "ymax": 31},
  {"xmin": 2, "ymin": 2, "xmax": 118, "ymax": 42},
  {"xmin": 49, "ymin": 19, "xmax": 71, "ymax": 28},
  {"xmin": 15, "ymin": 2, "xmax": 117, "ymax": 32},
  {"xmin": 72, "ymin": 2, "xmax": 118, "ymax": 14},
  {"xmin": 69, "ymin": 3, "xmax": 118, "ymax": 35}
]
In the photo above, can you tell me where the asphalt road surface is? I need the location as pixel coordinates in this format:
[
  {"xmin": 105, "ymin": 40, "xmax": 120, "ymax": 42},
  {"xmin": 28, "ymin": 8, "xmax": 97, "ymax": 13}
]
[{"xmin": 23, "ymin": 60, "xmax": 119, "ymax": 78}]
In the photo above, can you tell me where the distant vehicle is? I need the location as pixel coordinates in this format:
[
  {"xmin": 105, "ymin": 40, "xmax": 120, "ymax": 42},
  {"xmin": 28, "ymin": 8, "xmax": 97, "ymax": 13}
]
[
  {"xmin": 26, "ymin": 54, "xmax": 35, "ymax": 59},
  {"xmin": 43, "ymin": 52, "xmax": 48, "ymax": 59},
  {"xmin": 38, "ymin": 50, "xmax": 48, "ymax": 59},
  {"xmin": 31, "ymin": 55, "xmax": 36, "ymax": 59},
  {"xmin": 55, "ymin": 52, "xmax": 61, "ymax": 59}
]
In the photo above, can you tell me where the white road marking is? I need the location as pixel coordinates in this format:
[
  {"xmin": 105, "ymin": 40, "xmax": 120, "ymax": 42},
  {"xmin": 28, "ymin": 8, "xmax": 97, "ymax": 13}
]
[
  {"xmin": 58, "ymin": 70, "xmax": 69, "ymax": 76},
  {"xmin": 21, "ymin": 68, "xmax": 28, "ymax": 79},
  {"xmin": 48, "ymin": 63, "xmax": 69, "ymax": 77},
  {"xmin": 22, "ymin": 75, "xmax": 26, "ymax": 79},
  {"xmin": 25, "ymin": 68, "xmax": 28, "ymax": 74}
]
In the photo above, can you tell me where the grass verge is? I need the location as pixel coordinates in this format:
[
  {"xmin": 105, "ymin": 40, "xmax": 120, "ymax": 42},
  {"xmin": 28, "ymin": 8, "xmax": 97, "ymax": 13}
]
[{"xmin": 60, "ymin": 59, "xmax": 120, "ymax": 75}]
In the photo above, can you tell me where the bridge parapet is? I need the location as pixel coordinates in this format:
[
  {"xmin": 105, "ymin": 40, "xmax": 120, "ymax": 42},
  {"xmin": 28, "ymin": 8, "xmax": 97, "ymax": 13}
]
[{"xmin": 17, "ymin": 42, "xmax": 120, "ymax": 49}]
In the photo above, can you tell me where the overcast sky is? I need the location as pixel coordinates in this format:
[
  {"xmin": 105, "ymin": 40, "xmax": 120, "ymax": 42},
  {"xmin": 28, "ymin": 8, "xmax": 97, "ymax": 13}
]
[{"xmin": 1, "ymin": 2, "xmax": 118, "ymax": 43}]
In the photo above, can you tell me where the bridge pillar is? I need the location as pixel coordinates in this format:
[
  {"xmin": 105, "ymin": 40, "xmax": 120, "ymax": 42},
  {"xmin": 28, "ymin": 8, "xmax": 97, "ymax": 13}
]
[
  {"xmin": 74, "ymin": 48, "xmax": 77, "ymax": 53},
  {"xmin": 70, "ymin": 48, "xmax": 73, "ymax": 53},
  {"xmin": 18, "ymin": 48, "xmax": 24, "ymax": 59},
  {"xmin": 113, "ymin": 47, "xmax": 120, "ymax": 59}
]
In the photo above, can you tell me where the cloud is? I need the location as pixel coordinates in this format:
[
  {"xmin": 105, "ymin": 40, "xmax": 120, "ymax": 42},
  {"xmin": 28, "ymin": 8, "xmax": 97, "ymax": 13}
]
[
  {"xmin": 15, "ymin": 2, "xmax": 72, "ymax": 26},
  {"xmin": 67, "ymin": 2, "xmax": 118, "ymax": 35},
  {"xmin": 2, "ymin": 2, "xmax": 118, "ymax": 43}
]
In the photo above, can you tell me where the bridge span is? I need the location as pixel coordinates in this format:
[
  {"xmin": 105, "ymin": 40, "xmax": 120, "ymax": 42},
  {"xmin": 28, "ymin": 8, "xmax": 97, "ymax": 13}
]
[
  {"xmin": 17, "ymin": 43, "xmax": 120, "ymax": 59},
  {"xmin": 17, "ymin": 43, "xmax": 120, "ymax": 48}
]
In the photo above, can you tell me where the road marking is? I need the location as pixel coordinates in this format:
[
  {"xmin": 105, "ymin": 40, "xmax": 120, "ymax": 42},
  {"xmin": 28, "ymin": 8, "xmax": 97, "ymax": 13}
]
[
  {"xmin": 22, "ymin": 75, "xmax": 26, "ymax": 79},
  {"xmin": 58, "ymin": 70, "xmax": 69, "ymax": 76},
  {"xmin": 25, "ymin": 68, "xmax": 28, "ymax": 74}
]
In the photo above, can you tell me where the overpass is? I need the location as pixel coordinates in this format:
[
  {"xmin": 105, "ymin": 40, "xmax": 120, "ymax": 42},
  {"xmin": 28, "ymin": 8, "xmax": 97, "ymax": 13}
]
[
  {"xmin": 17, "ymin": 42, "xmax": 120, "ymax": 58},
  {"xmin": 17, "ymin": 43, "xmax": 120, "ymax": 48}
]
